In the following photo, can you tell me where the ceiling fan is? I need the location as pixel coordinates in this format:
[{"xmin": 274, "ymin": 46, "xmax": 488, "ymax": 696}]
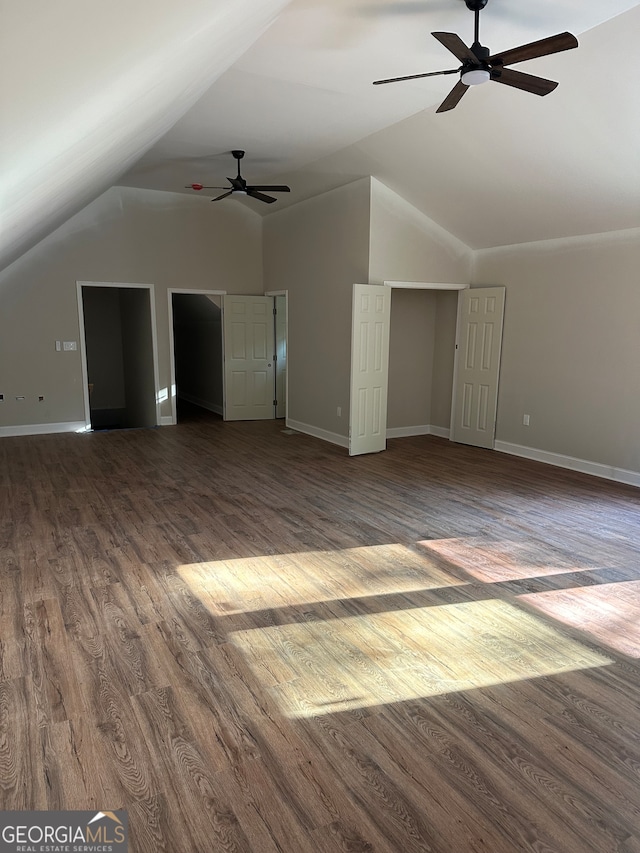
[
  {"xmin": 185, "ymin": 150, "xmax": 291, "ymax": 204},
  {"xmin": 373, "ymin": 0, "xmax": 578, "ymax": 113}
]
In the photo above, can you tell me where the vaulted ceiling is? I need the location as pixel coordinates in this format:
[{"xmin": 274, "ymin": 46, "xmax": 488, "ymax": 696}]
[
  {"xmin": 121, "ymin": 0, "xmax": 640, "ymax": 249},
  {"xmin": 3, "ymin": 0, "xmax": 640, "ymax": 271}
]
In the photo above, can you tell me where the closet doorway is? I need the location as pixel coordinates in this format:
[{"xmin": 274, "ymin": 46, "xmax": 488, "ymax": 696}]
[{"xmin": 77, "ymin": 281, "xmax": 160, "ymax": 431}]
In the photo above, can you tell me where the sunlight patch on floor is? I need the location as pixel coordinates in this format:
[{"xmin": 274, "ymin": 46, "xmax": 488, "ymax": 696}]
[
  {"xmin": 229, "ymin": 598, "xmax": 612, "ymax": 718},
  {"xmin": 177, "ymin": 543, "xmax": 466, "ymax": 615},
  {"xmin": 520, "ymin": 580, "xmax": 640, "ymax": 659},
  {"xmin": 418, "ymin": 537, "xmax": 596, "ymax": 583}
]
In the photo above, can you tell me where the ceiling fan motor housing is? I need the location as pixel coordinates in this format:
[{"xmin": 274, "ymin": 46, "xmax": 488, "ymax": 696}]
[{"xmin": 470, "ymin": 43, "xmax": 490, "ymax": 62}]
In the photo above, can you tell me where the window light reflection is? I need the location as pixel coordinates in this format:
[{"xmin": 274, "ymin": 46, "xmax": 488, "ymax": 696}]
[{"xmin": 230, "ymin": 599, "xmax": 612, "ymax": 718}]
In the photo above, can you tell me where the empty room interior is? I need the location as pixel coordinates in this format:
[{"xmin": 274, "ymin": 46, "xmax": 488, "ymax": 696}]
[{"xmin": 1, "ymin": 1, "xmax": 639, "ymax": 851}]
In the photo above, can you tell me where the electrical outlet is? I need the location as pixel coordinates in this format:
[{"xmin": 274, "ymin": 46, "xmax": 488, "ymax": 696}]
[
  {"xmin": 38, "ymin": 395, "xmax": 45, "ymax": 402},
  {"xmin": 523, "ymin": 414, "xmax": 530, "ymax": 426},
  {"xmin": 63, "ymin": 341, "xmax": 77, "ymax": 351}
]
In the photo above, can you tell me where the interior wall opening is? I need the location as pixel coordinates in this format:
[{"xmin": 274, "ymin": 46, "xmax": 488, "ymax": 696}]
[{"xmin": 81, "ymin": 284, "xmax": 157, "ymax": 430}]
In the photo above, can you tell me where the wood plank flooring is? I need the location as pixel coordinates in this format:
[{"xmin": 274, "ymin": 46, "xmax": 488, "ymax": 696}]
[{"xmin": 2, "ymin": 411, "xmax": 640, "ymax": 852}]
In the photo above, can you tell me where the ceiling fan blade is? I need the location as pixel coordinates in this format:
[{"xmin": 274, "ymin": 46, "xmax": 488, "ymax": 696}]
[
  {"xmin": 432, "ymin": 32, "xmax": 480, "ymax": 65},
  {"xmin": 489, "ymin": 32, "xmax": 578, "ymax": 67},
  {"xmin": 211, "ymin": 191, "xmax": 233, "ymax": 202},
  {"xmin": 185, "ymin": 184, "xmax": 228, "ymax": 191},
  {"xmin": 491, "ymin": 67, "xmax": 558, "ymax": 96},
  {"xmin": 373, "ymin": 67, "xmax": 459, "ymax": 85},
  {"xmin": 435, "ymin": 80, "xmax": 469, "ymax": 113},
  {"xmin": 247, "ymin": 185, "xmax": 291, "ymax": 192},
  {"xmin": 247, "ymin": 190, "xmax": 277, "ymax": 204}
]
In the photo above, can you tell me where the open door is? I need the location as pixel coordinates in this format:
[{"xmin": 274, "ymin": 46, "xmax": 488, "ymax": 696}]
[
  {"xmin": 450, "ymin": 286, "xmax": 505, "ymax": 449},
  {"xmin": 349, "ymin": 284, "xmax": 391, "ymax": 456},
  {"xmin": 223, "ymin": 295, "xmax": 275, "ymax": 420}
]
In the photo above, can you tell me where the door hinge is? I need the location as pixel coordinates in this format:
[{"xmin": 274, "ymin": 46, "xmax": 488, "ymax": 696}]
[
  {"xmin": 273, "ymin": 354, "xmax": 277, "ymax": 362},
  {"xmin": 273, "ymin": 399, "xmax": 278, "ymax": 407},
  {"xmin": 273, "ymin": 307, "xmax": 277, "ymax": 315}
]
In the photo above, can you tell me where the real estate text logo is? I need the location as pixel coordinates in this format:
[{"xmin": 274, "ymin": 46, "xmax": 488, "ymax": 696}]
[{"xmin": 0, "ymin": 810, "xmax": 127, "ymax": 853}]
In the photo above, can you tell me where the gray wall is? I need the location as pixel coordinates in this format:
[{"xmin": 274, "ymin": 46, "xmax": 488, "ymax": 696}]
[
  {"xmin": 475, "ymin": 228, "xmax": 640, "ymax": 473},
  {"xmin": 0, "ymin": 186, "xmax": 262, "ymax": 429},
  {"xmin": 263, "ymin": 178, "xmax": 371, "ymax": 437},
  {"xmin": 387, "ymin": 289, "xmax": 437, "ymax": 430}
]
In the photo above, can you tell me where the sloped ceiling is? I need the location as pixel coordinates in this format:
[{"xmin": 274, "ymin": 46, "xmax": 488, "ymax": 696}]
[
  {"xmin": 0, "ymin": 0, "xmax": 291, "ymax": 272},
  {"xmin": 122, "ymin": 0, "xmax": 640, "ymax": 249}
]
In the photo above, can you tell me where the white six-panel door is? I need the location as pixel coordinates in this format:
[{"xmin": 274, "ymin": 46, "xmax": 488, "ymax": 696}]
[
  {"xmin": 349, "ymin": 284, "xmax": 391, "ymax": 456},
  {"xmin": 451, "ymin": 286, "xmax": 505, "ymax": 449},
  {"xmin": 223, "ymin": 295, "xmax": 275, "ymax": 420}
]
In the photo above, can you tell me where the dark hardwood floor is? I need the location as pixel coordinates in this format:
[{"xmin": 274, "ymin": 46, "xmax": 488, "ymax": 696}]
[{"xmin": 1, "ymin": 416, "xmax": 639, "ymax": 852}]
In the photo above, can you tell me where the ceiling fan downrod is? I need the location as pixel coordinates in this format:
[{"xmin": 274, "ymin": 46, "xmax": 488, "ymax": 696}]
[{"xmin": 466, "ymin": 0, "xmax": 488, "ymax": 53}]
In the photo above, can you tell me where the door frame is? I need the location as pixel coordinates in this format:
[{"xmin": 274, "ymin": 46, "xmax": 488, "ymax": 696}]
[
  {"xmin": 382, "ymin": 280, "xmax": 470, "ymax": 444},
  {"xmin": 77, "ymin": 280, "xmax": 161, "ymax": 431},
  {"xmin": 167, "ymin": 288, "xmax": 226, "ymax": 425},
  {"xmin": 265, "ymin": 289, "xmax": 289, "ymax": 421}
]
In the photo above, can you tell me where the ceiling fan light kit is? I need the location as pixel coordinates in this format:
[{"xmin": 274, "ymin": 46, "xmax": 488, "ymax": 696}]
[
  {"xmin": 185, "ymin": 150, "xmax": 291, "ymax": 204},
  {"xmin": 373, "ymin": 0, "xmax": 578, "ymax": 112},
  {"xmin": 461, "ymin": 68, "xmax": 490, "ymax": 86}
]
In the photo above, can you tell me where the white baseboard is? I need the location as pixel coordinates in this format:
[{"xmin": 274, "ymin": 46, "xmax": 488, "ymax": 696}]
[
  {"xmin": 285, "ymin": 419, "xmax": 349, "ymax": 449},
  {"xmin": 427, "ymin": 425, "xmax": 450, "ymax": 439},
  {"xmin": 495, "ymin": 440, "xmax": 640, "ymax": 489},
  {"xmin": 0, "ymin": 421, "xmax": 88, "ymax": 438},
  {"xmin": 178, "ymin": 393, "xmax": 223, "ymax": 416},
  {"xmin": 386, "ymin": 424, "xmax": 450, "ymax": 439},
  {"xmin": 285, "ymin": 421, "xmax": 451, "ymax": 448},
  {"xmin": 386, "ymin": 424, "xmax": 430, "ymax": 439},
  {"xmin": 159, "ymin": 416, "xmax": 174, "ymax": 427}
]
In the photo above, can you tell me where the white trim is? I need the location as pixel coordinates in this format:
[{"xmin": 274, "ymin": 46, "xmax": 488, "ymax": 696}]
[
  {"xmin": 160, "ymin": 416, "xmax": 174, "ymax": 427},
  {"xmin": 167, "ymin": 288, "xmax": 226, "ymax": 425},
  {"xmin": 77, "ymin": 281, "xmax": 162, "ymax": 428},
  {"xmin": 285, "ymin": 419, "xmax": 349, "ymax": 449},
  {"xmin": 428, "ymin": 425, "xmax": 451, "ymax": 439},
  {"xmin": 387, "ymin": 425, "xmax": 431, "ymax": 439},
  {"xmin": 474, "ymin": 224, "xmax": 640, "ymax": 257},
  {"xmin": 76, "ymin": 285, "xmax": 92, "ymax": 430},
  {"xmin": 384, "ymin": 281, "xmax": 469, "ymax": 291},
  {"xmin": 0, "ymin": 421, "xmax": 87, "ymax": 438},
  {"xmin": 386, "ymin": 425, "xmax": 450, "ymax": 439},
  {"xmin": 495, "ymin": 440, "xmax": 640, "ymax": 489}
]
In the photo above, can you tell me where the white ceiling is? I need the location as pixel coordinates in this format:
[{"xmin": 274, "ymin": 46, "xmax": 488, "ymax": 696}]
[
  {"xmin": 0, "ymin": 0, "xmax": 292, "ymax": 272},
  {"xmin": 121, "ymin": 0, "xmax": 640, "ymax": 249}
]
